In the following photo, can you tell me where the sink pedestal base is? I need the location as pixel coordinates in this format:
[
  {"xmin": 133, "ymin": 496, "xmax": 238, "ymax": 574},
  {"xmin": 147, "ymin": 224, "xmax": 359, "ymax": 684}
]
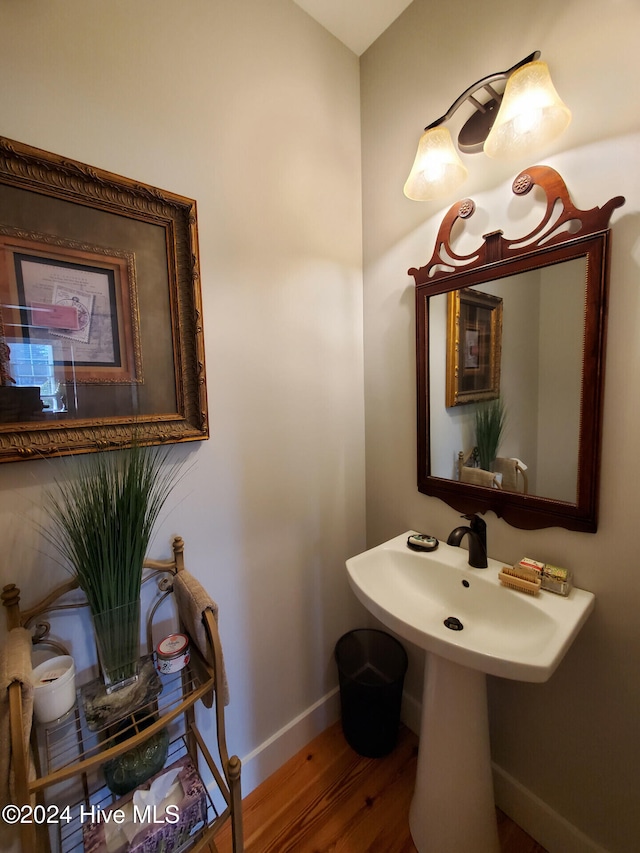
[{"xmin": 409, "ymin": 652, "xmax": 499, "ymax": 853}]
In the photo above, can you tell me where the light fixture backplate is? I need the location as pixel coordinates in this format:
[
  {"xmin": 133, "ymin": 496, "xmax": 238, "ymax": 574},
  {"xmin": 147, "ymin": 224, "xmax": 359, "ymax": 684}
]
[{"xmin": 457, "ymin": 97, "xmax": 501, "ymax": 153}]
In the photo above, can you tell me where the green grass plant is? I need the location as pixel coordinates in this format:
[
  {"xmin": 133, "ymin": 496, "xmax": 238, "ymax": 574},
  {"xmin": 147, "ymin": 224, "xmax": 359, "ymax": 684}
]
[
  {"xmin": 42, "ymin": 443, "xmax": 184, "ymax": 685},
  {"xmin": 474, "ymin": 397, "xmax": 507, "ymax": 472}
]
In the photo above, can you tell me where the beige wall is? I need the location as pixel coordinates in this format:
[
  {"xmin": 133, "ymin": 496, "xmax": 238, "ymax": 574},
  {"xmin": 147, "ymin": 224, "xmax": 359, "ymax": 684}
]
[
  {"xmin": 2, "ymin": 1, "xmax": 639, "ymax": 851},
  {"xmin": 0, "ymin": 0, "xmax": 366, "ymax": 800},
  {"xmin": 361, "ymin": 1, "xmax": 640, "ymax": 851}
]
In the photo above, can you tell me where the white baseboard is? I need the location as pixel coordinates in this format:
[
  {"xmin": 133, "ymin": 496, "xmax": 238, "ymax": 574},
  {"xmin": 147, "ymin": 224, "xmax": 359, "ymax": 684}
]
[
  {"xmin": 403, "ymin": 690, "xmax": 605, "ymax": 853},
  {"xmin": 238, "ymin": 686, "xmax": 420, "ymax": 798},
  {"xmin": 492, "ymin": 763, "xmax": 608, "ymax": 853},
  {"xmin": 242, "ymin": 687, "xmax": 420, "ymax": 797},
  {"xmin": 239, "ymin": 687, "xmax": 341, "ymax": 796},
  {"xmin": 238, "ymin": 689, "xmax": 607, "ymax": 853}
]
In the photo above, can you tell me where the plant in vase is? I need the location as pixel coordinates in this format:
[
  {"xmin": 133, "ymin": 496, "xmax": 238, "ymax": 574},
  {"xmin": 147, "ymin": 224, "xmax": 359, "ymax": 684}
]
[
  {"xmin": 42, "ymin": 442, "xmax": 183, "ymax": 693},
  {"xmin": 474, "ymin": 397, "xmax": 507, "ymax": 472}
]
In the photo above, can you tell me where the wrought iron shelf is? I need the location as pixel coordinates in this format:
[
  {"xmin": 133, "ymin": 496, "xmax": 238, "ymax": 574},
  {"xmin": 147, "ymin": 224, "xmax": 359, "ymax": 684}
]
[
  {"xmin": 32, "ymin": 649, "xmax": 226, "ymax": 853},
  {"xmin": 55, "ymin": 736, "xmax": 220, "ymax": 853}
]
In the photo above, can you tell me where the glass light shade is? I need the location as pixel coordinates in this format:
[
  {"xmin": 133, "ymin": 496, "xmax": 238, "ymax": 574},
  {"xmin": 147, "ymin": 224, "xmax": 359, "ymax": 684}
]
[
  {"xmin": 403, "ymin": 126, "xmax": 468, "ymax": 201},
  {"xmin": 484, "ymin": 60, "xmax": 571, "ymax": 160}
]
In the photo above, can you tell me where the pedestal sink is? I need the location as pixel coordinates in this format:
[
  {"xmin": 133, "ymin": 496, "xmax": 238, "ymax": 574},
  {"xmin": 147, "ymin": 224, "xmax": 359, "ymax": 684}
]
[{"xmin": 346, "ymin": 532, "xmax": 595, "ymax": 853}]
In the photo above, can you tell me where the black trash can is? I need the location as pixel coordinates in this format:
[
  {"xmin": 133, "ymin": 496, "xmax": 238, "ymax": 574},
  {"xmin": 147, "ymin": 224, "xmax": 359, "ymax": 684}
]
[{"xmin": 335, "ymin": 628, "xmax": 408, "ymax": 758}]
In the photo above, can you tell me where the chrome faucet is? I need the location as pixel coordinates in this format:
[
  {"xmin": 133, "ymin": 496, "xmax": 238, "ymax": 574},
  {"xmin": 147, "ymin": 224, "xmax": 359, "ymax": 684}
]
[{"xmin": 447, "ymin": 513, "xmax": 488, "ymax": 568}]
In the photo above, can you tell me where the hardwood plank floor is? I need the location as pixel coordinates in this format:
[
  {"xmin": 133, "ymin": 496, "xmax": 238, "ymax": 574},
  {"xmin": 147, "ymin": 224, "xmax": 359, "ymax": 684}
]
[{"xmin": 215, "ymin": 721, "xmax": 547, "ymax": 852}]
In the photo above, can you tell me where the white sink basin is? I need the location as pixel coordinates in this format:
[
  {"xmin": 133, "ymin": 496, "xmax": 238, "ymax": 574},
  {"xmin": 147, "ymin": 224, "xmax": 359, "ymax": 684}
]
[
  {"xmin": 346, "ymin": 531, "xmax": 595, "ymax": 682},
  {"xmin": 346, "ymin": 531, "xmax": 595, "ymax": 852}
]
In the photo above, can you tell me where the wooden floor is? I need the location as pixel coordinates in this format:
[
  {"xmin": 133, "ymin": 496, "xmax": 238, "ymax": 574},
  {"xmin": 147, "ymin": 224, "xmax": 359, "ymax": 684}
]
[{"xmin": 215, "ymin": 721, "xmax": 547, "ymax": 853}]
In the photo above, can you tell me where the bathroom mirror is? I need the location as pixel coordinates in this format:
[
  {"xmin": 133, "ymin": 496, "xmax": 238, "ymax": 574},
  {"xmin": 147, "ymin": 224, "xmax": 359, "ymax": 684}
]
[{"xmin": 410, "ymin": 166, "xmax": 625, "ymax": 532}]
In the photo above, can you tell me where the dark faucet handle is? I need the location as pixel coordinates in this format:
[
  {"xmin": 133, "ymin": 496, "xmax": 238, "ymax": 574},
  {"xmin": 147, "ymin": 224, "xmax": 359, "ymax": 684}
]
[
  {"xmin": 468, "ymin": 513, "xmax": 486, "ymax": 532},
  {"xmin": 469, "ymin": 514, "xmax": 487, "ymax": 558},
  {"xmin": 460, "ymin": 512, "xmax": 486, "ymax": 532}
]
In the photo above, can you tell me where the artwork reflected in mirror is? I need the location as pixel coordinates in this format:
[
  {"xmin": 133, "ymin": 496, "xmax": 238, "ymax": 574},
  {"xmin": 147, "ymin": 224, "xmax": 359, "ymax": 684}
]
[
  {"xmin": 411, "ymin": 165, "xmax": 625, "ymax": 532},
  {"xmin": 445, "ymin": 287, "xmax": 503, "ymax": 408}
]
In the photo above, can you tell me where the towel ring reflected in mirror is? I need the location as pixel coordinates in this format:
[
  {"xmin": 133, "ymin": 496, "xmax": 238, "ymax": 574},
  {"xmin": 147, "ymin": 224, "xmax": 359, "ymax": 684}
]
[{"xmin": 410, "ymin": 165, "xmax": 625, "ymax": 532}]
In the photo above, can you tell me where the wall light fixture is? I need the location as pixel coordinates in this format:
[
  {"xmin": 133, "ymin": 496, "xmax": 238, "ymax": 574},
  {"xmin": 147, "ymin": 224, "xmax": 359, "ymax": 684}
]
[{"xmin": 403, "ymin": 52, "xmax": 571, "ymax": 201}]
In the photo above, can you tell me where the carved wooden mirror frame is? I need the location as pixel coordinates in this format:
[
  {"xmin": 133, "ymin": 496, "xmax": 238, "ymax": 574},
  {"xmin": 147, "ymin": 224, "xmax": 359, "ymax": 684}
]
[{"xmin": 410, "ymin": 165, "xmax": 625, "ymax": 531}]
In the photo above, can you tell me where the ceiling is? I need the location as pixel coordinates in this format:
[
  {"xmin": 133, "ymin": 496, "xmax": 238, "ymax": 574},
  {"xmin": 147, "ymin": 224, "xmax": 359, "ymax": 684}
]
[{"xmin": 292, "ymin": 0, "xmax": 413, "ymax": 56}]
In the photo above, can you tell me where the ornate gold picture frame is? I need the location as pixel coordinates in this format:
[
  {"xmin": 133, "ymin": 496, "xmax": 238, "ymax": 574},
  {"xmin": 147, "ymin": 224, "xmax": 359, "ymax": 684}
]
[{"xmin": 0, "ymin": 136, "xmax": 208, "ymax": 462}]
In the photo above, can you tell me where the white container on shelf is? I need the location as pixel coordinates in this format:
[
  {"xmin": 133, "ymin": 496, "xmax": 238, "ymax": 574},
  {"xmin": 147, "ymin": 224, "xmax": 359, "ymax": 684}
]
[{"xmin": 32, "ymin": 655, "xmax": 76, "ymax": 724}]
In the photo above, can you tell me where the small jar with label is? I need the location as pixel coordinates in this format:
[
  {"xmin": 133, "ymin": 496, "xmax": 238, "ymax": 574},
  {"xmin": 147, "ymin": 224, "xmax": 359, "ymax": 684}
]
[{"xmin": 156, "ymin": 633, "xmax": 190, "ymax": 674}]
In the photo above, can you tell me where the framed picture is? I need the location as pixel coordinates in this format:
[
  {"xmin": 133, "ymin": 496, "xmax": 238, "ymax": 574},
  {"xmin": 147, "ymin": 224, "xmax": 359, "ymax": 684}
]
[
  {"xmin": 0, "ymin": 136, "xmax": 208, "ymax": 462},
  {"xmin": 446, "ymin": 287, "xmax": 502, "ymax": 407},
  {"xmin": 1, "ymin": 229, "xmax": 141, "ymax": 385}
]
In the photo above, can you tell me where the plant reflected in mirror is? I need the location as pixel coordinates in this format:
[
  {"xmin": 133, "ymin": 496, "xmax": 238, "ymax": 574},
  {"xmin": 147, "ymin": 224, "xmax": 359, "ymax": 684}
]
[{"xmin": 474, "ymin": 397, "xmax": 507, "ymax": 472}]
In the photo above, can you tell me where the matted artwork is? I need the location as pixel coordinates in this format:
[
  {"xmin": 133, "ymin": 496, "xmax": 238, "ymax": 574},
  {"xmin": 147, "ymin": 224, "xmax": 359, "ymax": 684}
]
[{"xmin": 446, "ymin": 287, "xmax": 502, "ymax": 407}]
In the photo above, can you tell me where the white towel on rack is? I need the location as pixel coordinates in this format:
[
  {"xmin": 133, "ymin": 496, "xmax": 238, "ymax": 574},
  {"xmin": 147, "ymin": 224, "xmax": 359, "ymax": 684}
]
[{"xmin": 0, "ymin": 627, "xmax": 35, "ymax": 807}]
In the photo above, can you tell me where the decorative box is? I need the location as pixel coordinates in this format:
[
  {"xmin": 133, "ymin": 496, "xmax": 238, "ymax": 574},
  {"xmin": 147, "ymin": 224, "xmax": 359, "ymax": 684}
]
[{"xmin": 83, "ymin": 754, "xmax": 207, "ymax": 853}]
